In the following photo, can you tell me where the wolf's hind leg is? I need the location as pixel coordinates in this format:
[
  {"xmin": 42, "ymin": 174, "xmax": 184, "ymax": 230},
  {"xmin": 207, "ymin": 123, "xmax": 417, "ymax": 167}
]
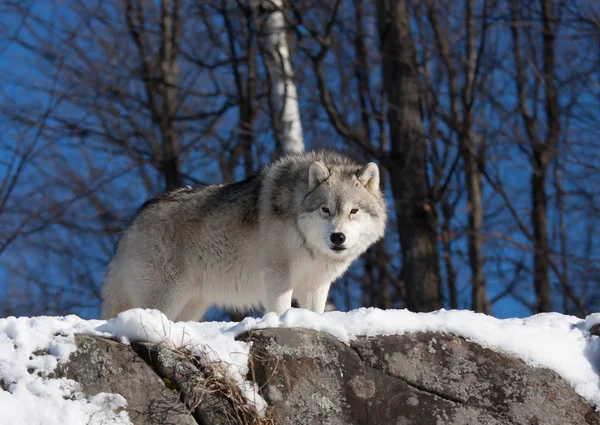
[
  {"xmin": 100, "ymin": 281, "xmax": 133, "ymax": 320},
  {"xmin": 142, "ymin": 283, "xmax": 191, "ymax": 321},
  {"xmin": 175, "ymin": 296, "xmax": 207, "ymax": 322}
]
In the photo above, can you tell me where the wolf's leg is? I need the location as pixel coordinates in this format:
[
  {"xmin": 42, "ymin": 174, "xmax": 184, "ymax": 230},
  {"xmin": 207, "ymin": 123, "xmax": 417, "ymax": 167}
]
[
  {"xmin": 264, "ymin": 288, "xmax": 294, "ymax": 315},
  {"xmin": 100, "ymin": 262, "xmax": 134, "ymax": 319},
  {"xmin": 175, "ymin": 296, "xmax": 207, "ymax": 322},
  {"xmin": 142, "ymin": 283, "xmax": 190, "ymax": 321},
  {"xmin": 262, "ymin": 268, "xmax": 293, "ymax": 315},
  {"xmin": 295, "ymin": 282, "xmax": 332, "ymax": 313},
  {"xmin": 100, "ymin": 284, "xmax": 133, "ymax": 320}
]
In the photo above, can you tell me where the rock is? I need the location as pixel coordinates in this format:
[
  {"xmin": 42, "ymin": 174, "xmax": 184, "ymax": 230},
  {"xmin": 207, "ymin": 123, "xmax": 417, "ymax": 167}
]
[
  {"xmin": 54, "ymin": 335, "xmax": 196, "ymax": 425},
  {"xmin": 242, "ymin": 328, "xmax": 356, "ymax": 425},
  {"xmin": 54, "ymin": 334, "xmax": 266, "ymax": 425},
  {"xmin": 240, "ymin": 329, "xmax": 600, "ymax": 425},
  {"xmin": 50, "ymin": 330, "xmax": 600, "ymax": 425}
]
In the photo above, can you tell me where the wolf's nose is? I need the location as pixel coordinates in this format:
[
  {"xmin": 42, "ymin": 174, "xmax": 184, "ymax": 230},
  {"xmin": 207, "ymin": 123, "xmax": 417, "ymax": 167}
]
[{"xmin": 330, "ymin": 233, "xmax": 346, "ymax": 246}]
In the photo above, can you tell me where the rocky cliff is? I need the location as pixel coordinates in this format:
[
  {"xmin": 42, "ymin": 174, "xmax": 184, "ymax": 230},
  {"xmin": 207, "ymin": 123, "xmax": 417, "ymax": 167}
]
[{"xmin": 53, "ymin": 328, "xmax": 599, "ymax": 425}]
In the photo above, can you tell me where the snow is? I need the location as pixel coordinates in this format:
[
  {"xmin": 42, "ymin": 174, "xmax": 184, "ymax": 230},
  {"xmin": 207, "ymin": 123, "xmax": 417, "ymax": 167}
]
[
  {"xmin": 0, "ymin": 315, "xmax": 131, "ymax": 425},
  {"xmin": 1, "ymin": 308, "xmax": 599, "ymax": 424}
]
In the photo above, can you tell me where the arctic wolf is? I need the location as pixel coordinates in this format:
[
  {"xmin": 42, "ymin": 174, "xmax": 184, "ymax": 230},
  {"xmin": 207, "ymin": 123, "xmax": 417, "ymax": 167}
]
[{"xmin": 100, "ymin": 151, "xmax": 387, "ymax": 321}]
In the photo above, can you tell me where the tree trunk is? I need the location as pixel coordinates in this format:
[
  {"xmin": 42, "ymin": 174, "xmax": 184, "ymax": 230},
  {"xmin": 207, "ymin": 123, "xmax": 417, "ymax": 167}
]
[
  {"xmin": 160, "ymin": 0, "xmax": 183, "ymax": 191},
  {"xmin": 463, "ymin": 0, "xmax": 490, "ymax": 314},
  {"xmin": 509, "ymin": 0, "xmax": 557, "ymax": 313},
  {"xmin": 259, "ymin": 0, "xmax": 304, "ymax": 154},
  {"xmin": 241, "ymin": 7, "xmax": 258, "ymax": 176},
  {"xmin": 425, "ymin": 0, "xmax": 489, "ymax": 313},
  {"xmin": 376, "ymin": 0, "xmax": 442, "ymax": 312},
  {"xmin": 532, "ymin": 0, "xmax": 558, "ymax": 313},
  {"xmin": 441, "ymin": 200, "xmax": 458, "ymax": 310},
  {"xmin": 532, "ymin": 162, "xmax": 552, "ymax": 312},
  {"xmin": 464, "ymin": 133, "xmax": 490, "ymax": 313},
  {"xmin": 554, "ymin": 162, "xmax": 570, "ymax": 314}
]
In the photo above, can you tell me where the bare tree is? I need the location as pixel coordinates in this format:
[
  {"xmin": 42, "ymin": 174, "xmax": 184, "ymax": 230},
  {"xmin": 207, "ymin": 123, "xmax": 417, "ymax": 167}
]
[
  {"xmin": 509, "ymin": 0, "xmax": 558, "ymax": 312},
  {"xmin": 376, "ymin": 0, "xmax": 442, "ymax": 312},
  {"xmin": 0, "ymin": 0, "xmax": 235, "ymax": 316},
  {"xmin": 423, "ymin": 0, "xmax": 491, "ymax": 313},
  {"xmin": 1, "ymin": 0, "xmax": 599, "ymax": 319}
]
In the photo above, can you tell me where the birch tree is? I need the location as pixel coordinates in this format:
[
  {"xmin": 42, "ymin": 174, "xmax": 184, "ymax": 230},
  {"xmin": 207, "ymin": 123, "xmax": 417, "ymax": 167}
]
[{"xmin": 259, "ymin": 0, "xmax": 304, "ymax": 154}]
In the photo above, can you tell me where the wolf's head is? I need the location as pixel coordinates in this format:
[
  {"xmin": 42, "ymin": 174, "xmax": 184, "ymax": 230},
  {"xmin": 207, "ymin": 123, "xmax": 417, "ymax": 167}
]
[{"xmin": 297, "ymin": 159, "xmax": 387, "ymax": 261}]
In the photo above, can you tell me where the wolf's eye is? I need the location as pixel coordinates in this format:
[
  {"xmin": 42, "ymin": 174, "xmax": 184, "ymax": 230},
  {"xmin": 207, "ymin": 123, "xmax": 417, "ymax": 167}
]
[
  {"xmin": 350, "ymin": 208, "xmax": 359, "ymax": 215},
  {"xmin": 322, "ymin": 207, "xmax": 330, "ymax": 214}
]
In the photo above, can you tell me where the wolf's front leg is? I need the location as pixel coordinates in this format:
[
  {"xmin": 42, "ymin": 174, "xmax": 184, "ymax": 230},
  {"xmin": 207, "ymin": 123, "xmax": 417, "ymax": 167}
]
[
  {"xmin": 295, "ymin": 282, "xmax": 332, "ymax": 313},
  {"xmin": 262, "ymin": 268, "xmax": 294, "ymax": 315}
]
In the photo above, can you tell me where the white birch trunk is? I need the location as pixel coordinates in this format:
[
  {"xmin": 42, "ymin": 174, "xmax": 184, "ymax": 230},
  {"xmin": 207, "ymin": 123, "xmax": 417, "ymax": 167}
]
[{"xmin": 260, "ymin": 0, "xmax": 304, "ymax": 154}]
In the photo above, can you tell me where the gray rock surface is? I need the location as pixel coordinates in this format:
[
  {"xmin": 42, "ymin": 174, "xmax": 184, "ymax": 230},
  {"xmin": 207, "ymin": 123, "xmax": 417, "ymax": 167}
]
[
  {"xmin": 241, "ymin": 329, "xmax": 600, "ymax": 425},
  {"xmin": 48, "ymin": 329, "xmax": 600, "ymax": 425},
  {"xmin": 54, "ymin": 334, "xmax": 196, "ymax": 425}
]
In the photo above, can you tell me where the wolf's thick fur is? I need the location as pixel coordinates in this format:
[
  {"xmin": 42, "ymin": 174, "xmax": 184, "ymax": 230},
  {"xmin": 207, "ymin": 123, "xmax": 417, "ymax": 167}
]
[{"xmin": 101, "ymin": 151, "xmax": 387, "ymax": 321}]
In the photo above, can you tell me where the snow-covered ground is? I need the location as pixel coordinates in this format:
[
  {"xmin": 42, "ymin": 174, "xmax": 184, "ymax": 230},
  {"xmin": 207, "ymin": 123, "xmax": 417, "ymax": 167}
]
[{"xmin": 1, "ymin": 308, "xmax": 599, "ymax": 424}]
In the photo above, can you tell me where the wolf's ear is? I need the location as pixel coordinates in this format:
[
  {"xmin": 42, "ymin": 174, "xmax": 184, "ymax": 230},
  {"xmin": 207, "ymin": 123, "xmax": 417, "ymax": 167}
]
[
  {"xmin": 357, "ymin": 162, "xmax": 380, "ymax": 192},
  {"xmin": 308, "ymin": 161, "xmax": 329, "ymax": 191}
]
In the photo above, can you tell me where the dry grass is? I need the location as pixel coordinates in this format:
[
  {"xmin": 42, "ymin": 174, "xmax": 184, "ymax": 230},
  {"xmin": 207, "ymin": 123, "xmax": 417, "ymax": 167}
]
[{"xmin": 165, "ymin": 343, "xmax": 277, "ymax": 425}]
